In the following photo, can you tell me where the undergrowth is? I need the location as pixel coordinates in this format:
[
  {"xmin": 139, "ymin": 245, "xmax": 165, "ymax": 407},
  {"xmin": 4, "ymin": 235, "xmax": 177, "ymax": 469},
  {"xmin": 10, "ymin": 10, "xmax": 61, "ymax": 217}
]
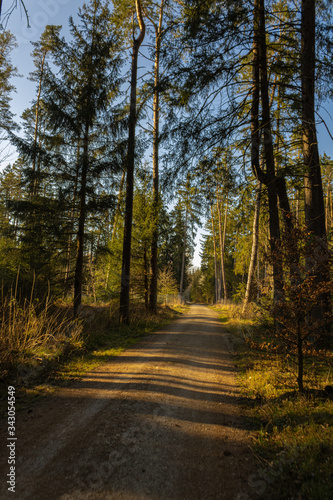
[
  {"xmin": 0, "ymin": 290, "xmax": 83, "ymax": 382},
  {"xmin": 0, "ymin": 294, "xmax": 186, "ymax": 413},
  {"xmin": 213, "ymin": 302, "xmax": 333, "ymax": 500}
]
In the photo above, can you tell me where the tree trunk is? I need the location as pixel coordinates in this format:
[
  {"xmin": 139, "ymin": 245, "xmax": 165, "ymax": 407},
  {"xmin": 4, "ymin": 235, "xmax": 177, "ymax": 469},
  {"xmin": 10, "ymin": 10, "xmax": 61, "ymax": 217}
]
[
  {"xmin": 251, "ymin": 0, "xmax": 284, "ymax": 303},
  {"xmin": 143, "ymin": 244, "xmax": 149, "ymax": 311},
  {"xmin": 149, "ymin": 0, "xmax": 164, "ymax": 314},
  {"xmin": 302, "ymin": 0, "xmax": 326, "ymax": 240},
  {"xmin": 89, "ymin": 242, "xmax": 96, "ymax": 303},
  {"xmin": 301, "ymin": 0, "xmax": 331, "ymax": 342},
  {"xmin": 210, "ymin": 203, "xmax": 219, "ymax": 303},
  {"xmin": 31, "ymin": 51, "xmax": 46, "ymax": 197},
  {"xmin": 217, "ymin": 193, "xmax": 228, "ymax": 302},
  {"xmin": 119, "ymin": 0, "xmax": 145, "ymax": 323},
  {"xmin": 243, "ymin": 182, "xmax": 261, "ymax": 313},
  {"xmin": 259, "ymin": 0, "xmax": 284, "ymax": 302},
  {"xmin": 179, "ymin": 206, "xmax": 188, "ymax": 296},
  {"xmin": 325, "ymin": 174, "xmax": 332, "ymax": 236},
  {"xmin": 104, "ymin": 169, "xmax": 125, "ymax": 289},
  {"xmin": 222, "ymin": 196, "xmax": 228, "ymax": 301},
  {"xmin": 65, "ymin": 139, "xmax": 80, "ymax": 290},
  {"xmin": 110, "ymin": 170, "xmax": 126, "ymax": 247},
  {"xmin": 73, "ymin": 124, "xmax": 89, "ymax": 317},
  {"xmin": 251, "ymin": 0, "xmax": 261, "ymax": 185},
  {"xmin": 297, "ymin": 321, "xmax": 304, "ymax": 392}
]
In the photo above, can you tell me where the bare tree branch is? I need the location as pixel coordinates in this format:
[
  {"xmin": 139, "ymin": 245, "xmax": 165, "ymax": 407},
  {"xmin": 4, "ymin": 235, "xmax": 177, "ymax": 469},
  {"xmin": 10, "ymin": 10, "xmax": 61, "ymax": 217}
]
[{"xmin": 0, "ymin": 0, "xmax": 30, "ymax": 28}]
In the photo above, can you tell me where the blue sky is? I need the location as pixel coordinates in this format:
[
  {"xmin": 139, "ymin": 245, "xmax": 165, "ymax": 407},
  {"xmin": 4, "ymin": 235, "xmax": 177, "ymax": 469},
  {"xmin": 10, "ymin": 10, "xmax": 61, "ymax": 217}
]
[
  {"xmin": 6, "ymin": 0, "xmax": 333, "ymax": 153},
  {"xmin": 7, "ymin": 0, "xmax": 84, "ymax": 127},
  {"xmin": 5, "ymin": 0, "xmax": 333, "ymax": 164}
]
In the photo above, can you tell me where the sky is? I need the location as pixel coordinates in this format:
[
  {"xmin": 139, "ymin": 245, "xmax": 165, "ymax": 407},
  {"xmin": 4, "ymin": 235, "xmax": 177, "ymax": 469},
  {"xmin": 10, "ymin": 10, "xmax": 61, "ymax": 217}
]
[
  {"xmin": 2, "ymin": 0, "xmax": 333, "ymax": 269},
  {"xmin": 6, "ymin": 0, "xmax": 84, "ymax": 118}
]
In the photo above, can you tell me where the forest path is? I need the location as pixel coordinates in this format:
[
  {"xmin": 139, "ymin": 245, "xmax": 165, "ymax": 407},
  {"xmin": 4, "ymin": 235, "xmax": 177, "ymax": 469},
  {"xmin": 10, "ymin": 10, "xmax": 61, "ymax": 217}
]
[{"xmin": 0, "ymin": 304, "xmax": 261, "ymax": 500}]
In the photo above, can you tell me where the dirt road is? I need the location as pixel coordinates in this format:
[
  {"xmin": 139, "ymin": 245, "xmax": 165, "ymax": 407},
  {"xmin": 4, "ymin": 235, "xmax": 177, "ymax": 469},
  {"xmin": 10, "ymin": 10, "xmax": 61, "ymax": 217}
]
[{"xmin": 0, "ymin": 304, "xmax": 260, "ymax": 500}]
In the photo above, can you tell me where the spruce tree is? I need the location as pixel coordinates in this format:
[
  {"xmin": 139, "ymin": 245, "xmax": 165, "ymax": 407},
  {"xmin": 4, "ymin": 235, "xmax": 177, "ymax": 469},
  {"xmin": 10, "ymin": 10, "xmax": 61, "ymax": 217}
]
[
  {"xmin": 0, "ymin": 30, "xmax": 18, "ymax": 164},
  {"xmin": 9, "ymin": 0, "xmax": 124, "ymax": 310}
]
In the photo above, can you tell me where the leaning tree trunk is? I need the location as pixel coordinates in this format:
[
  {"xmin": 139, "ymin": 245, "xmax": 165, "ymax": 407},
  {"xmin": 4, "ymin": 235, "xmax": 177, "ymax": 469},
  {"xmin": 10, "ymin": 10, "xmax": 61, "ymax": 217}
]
[{"xmin": 119, "ymin": 0, "xmax": 145, "ymax": 323}]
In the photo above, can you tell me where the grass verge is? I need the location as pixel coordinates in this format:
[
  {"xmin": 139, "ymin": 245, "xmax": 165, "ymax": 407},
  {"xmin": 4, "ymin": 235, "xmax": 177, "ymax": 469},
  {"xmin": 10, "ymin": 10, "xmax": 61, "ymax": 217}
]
[
  {"xmin": 212, "ymin": 302, "xmax": 333, "ymax": 500},
  {"xmin": 0, "ymin": 301, "xmax": 187, "ymax": 415}
]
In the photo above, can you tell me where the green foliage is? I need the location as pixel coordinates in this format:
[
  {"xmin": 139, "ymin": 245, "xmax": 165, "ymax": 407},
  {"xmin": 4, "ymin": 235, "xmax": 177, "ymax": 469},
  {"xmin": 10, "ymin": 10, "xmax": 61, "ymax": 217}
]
[
  {"xmin": 0, "ymin": 29, "xmax": 18, "ymax": 132},
  {"xmin": 4, "ymin": 1, "xmax": 126, "ymax": 306},
  {"xmin": 158, "ymin": 265, "xmax": 178, "ymax": 296}
]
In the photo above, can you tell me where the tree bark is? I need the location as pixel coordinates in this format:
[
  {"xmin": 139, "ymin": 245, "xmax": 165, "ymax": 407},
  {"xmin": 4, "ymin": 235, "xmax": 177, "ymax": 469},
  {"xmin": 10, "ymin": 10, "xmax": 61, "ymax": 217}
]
[
  {"xmin": 65, "ymin": 139, "xmax": 80, "ymax": 290},
  {"xmin": 325, "ymin": 173, "xmax": 332, "ymax": 235},
  {"xmin": 222, "ymin": 197, "xmax": 228, "ymax": 301},
  {"xmin": 31, "ymin": 51, "xmax": 46, "ymax": 197},
  {"xmin": 243, "ymin": 182, "xmax": 261, "ymax": 313},
  {"xmin": 258, "ymin": 0, "xmax": 284, "ymax": 302},
  {"xmin": 251, "ymin": 0, "xmax": 261, "ymax": 186},
  {"xmin": 104, "ymin": 169, "xmax": 125, "ymax": 289},
  {"xmin": 149, "ymin": 0, "xmax": 165, "ymax": 314},
  {"xmin": 301, "ymin": 0, "xmax": 331, "ymax": 342},
  {"xmin": 210, "ymin": 203, "xmax": 219, "ymax": 303},
  {"xmin": 119, "ymin": 0, "xmax": 145, "ymax": 323},
  {"xmin": 110, "ymin": 170, "xmax": 126, "ymax": 247},
  {"xmin": 74, "ymin": 123, "xmax": 89, "ymax": 317},
  {"xmin": 251, "ymin": 0, "xmax": 284, "ymax": 303},
  {"xmin": 143, "ymin": 243, "xmax": 149, "ymax": 311},
  {"xmin": 216, "ymin": 193, "xmax": 228, "ymax": 302},
  {"xmin": 179, "ymin": 206, "xmax": 188, "ymax": 296},
  {"xmin": 302, "ymin": 0, "xmax": 326, "ymax": 240}
]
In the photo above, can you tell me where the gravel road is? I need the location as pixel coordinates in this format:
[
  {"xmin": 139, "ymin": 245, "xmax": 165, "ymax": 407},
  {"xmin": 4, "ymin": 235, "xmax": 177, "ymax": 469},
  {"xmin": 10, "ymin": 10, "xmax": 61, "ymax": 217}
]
[{"xmin": 0, "ymin": 304, "xmax": 261, "ymax": 500}]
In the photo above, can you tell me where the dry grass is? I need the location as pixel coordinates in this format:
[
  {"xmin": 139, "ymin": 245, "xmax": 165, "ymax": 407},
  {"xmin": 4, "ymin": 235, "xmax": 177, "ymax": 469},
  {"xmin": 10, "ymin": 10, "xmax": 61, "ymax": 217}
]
[
  {"xmin": 0, "ymin": 293, "xmax": 185, "ymax": 386},
  {"xmin": 0, "ymin": 288, "xmax": 83, "ymax": 380},
  {"xmin": 211, "ymin": 301, "xmax": 257, "ymax": 344},
  {"xmin": 214, "ymin": 301, "xmax": 333, "ymax": 499}
]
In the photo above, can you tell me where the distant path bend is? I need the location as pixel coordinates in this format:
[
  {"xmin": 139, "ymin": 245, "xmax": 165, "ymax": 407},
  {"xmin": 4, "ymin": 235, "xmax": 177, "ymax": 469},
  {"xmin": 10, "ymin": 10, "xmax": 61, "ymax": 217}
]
[{"xmin": 0, "ymin": 304, "xmax": 260, "ymax": 500}]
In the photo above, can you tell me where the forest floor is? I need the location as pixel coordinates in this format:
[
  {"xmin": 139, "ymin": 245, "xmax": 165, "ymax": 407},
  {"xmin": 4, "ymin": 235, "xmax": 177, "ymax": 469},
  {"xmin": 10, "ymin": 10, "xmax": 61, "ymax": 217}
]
[{"xmin": 0, "ymin": 304, "xmax": 262, "ymax": 500}]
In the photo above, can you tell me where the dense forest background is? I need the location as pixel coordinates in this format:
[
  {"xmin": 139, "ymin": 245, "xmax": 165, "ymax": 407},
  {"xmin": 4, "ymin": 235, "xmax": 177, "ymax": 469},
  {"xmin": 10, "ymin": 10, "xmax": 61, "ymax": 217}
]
[{"xmin": 0, "ymin": 0, "xmax": 333, "ymax": 332}]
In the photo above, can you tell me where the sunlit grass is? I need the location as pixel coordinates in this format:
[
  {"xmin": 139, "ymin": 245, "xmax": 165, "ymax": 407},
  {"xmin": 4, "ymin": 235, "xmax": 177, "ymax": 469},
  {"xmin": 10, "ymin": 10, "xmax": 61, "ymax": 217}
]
[
  {"xmin": 0, "ymin": 288, "xmax": 83, "ymax": 382},
  {"xmin": 0, "ymin": 299, "xmax": 184, "ymax": 413},
  {"xmin": 215, "ymin": 301, "xmax": 333, "ymax": 499},
  {"xmin": 211, "ymin": 302, "xmax": 257, "ymax": 353}
]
